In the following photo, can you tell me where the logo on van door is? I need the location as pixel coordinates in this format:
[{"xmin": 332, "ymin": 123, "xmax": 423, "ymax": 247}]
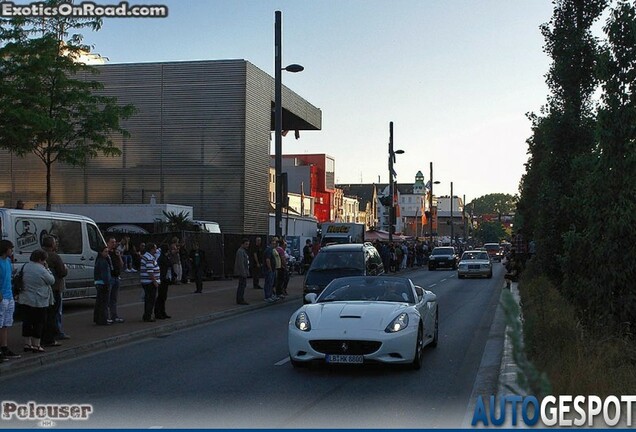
[{"xmin": 15, "ymin": 219, "xmax": 39, "ymax": 249}]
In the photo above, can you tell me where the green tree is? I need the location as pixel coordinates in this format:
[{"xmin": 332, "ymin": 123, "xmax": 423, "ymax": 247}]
[
  {"xmin": 562, "ymin": 0, "xmax": 636, "ymax": 329},
  {"xmin": 0, "ymin": 4, "xmax": 135, "ymax": 210},
  {"xmin": 517, "ymin": 0, "xmax": 606, "ymax": 284},
  {"xmin": 163, "ymin": 211, "xmax": 194, "ymax": 232},
  {"xmin": 467, "ymin": 193, "xmax": 517, "ymax": 220},
  {"xmin": 474, "ymin": 221, "xmax": 507, "ymax": 244}
]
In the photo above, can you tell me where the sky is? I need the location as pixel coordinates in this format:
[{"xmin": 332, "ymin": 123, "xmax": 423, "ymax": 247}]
[{"xmin": 74, "ymin": 0, "xmax": 557, "ymax": 204}]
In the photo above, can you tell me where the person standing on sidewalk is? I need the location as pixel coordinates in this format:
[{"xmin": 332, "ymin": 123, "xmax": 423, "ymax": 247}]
[
  {"xmin": 275, "ymin": 239, "xmax": 288, "ymax": 298},
  {"xmin": 0, "ymin": 240, "xmax": 20, "ymax": 361},
  {"xmin": 234, "ymin": 238, "xmax": 250, "ymax": 305},
  {"xmin": 189, "ymin": 242, "xmax": 206, "ymax": 293},
  {"xmin": 302, "ymin": 239, "xmax": 314, "ymax": 274},
  {"xmin": 107, "ymin": 237, "xmax": 125, "ymax": 323},
  {"xmin": 140, "ymin": 243, "xmax": 160, "ymax": 322},
  {"xmin": 249, "ymin": 237, "xmax": 264, "ymax": 289},
  {"xmin": 169, "ymin": 241, "xmax": 182, "ymax": 284},
  {"xmin": 41, "ymin": 236, "xmax": 68, "ymax": 347},
  {"xmin": 94, "ymin": 245, "xmax": 112, "ymax": 326},
  {"xmin": 21, "ymin": 249, "xmax": 55, "ymax": 353},
  {"xmin": 262, "ymin": 237, "xmax": 279, "ymax": 303},
  {"xmin": 155, "ymin": 244, "xmax": 172, "ymax": 319},
  {"xmin": 179, "ymin": 240, "xmax": 190, "ymax": 284}
]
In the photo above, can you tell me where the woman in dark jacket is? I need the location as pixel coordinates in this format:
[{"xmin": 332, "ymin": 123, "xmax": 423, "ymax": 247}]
[{"xmin": 93, "ymin": 245, "xmax": 112, "ymax": 325}]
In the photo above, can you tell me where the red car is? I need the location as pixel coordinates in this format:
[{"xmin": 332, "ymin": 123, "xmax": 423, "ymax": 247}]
[{"xmin": 483, "ymin": 243, "xmax": 503, "ymax": 262}]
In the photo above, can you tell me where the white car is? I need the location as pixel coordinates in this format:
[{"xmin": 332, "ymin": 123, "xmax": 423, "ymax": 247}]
[
  {"xmin": 288, "ymin": 276, "xmax": 438, "ymax": 370},
  {"xmin": 457, "ymin": 250, "xmax": 493, "ymax": 279}
]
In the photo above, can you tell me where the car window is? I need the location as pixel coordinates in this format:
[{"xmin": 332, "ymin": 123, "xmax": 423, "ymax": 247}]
[
  {"xmin": 14, "ymin": 217, "xmax": 82, "ymax": 254},
  {"xmin": 312, "ymin": 251, "xmax": 364, "ymax": 271},
  {"xmin": 87, "ymin": 223, "xmax": 105, "ymax": 253}
]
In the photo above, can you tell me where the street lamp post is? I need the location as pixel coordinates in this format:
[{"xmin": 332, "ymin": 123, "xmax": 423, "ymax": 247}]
[
  {"xmin": 274, "ymin": 11, "xmax": 303, "ymax": 239},
  {"xmin": 387, "ymin": 121, "xmax": 404, "ymax": 242}
]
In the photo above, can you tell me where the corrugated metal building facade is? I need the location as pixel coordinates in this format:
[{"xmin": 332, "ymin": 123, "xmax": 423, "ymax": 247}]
[{"xmin": 0, "ymin": 59, "xmax": 322, "ymax": 235}]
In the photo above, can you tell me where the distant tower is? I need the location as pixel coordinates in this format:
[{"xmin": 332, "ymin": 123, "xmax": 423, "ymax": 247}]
[{"xmin": 413, "ymin": 171, "xmax": 426, "ymax": 195}]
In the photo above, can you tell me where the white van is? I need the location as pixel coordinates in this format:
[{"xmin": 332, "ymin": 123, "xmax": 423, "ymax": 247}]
[
  {"xmin": 0, "ymin": 209, "xmax": 106, "ymax": 300},
  {"xmin": 192, "ymin": 220, "xmax": 221, "ymax": 234}
]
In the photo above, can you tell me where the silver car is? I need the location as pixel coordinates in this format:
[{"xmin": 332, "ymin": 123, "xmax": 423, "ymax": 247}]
[{"xmin": 457, "ymin": 250, "xmax": 493, "ymax": 279}]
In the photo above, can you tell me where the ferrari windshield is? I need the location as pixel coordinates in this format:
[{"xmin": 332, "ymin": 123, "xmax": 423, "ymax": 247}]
[{"xmin": 318, "ymin": 277, "xmax": 415, "ymax": 303}]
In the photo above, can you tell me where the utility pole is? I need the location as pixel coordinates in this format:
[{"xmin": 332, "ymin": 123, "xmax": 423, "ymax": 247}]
[
  {"xmin": 388, "ymin": 122, "xmax": 394, "ymax": 242},
  {"xmin": 428, "ymin": 162, "xmax": 434, "ymax": 246},
  {"xmin": 386, "ymin": 123, "xmax": 405, "ymax": 242},
  {"xmin": 274, "ymin": 11, "xmax": 283, "ymax": 238},
  {"xmin": 273, "ymin": 11, "xmax": 303, "ymax": 238},
  {"xmin": 450, "ymin": 181, "xmax": 454, "ymax": 244},
  {"xmin": 463, "ymin": 193, "xmax": 467, "ymax": 241}
]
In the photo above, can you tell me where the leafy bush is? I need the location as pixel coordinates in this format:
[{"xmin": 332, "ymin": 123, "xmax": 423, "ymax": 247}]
[{"xmin": 518, "ymin": 275, "xmax": 636, "ymax": 395}]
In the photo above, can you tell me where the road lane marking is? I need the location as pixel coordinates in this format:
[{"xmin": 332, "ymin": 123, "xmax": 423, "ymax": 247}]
[
  {"xmin": 275, "ymin": 357, "xmax": 290, "ymax": 366},
  {"xmin": 441, "ymin": 279, "xmax": 447, "ymax": 282},
  {"xmin": 428, "ymin": 283, "xmax": 437, "ymax": 288}
]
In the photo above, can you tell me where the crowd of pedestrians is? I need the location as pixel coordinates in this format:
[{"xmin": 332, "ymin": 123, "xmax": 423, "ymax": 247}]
[
  {"xmin": 240, "ymin": 236, "xmax": 293, "ymax": 304},
  {"xmin": 0, "ymin": 237, "xmax": 73, "ymax": 362},
  {"xmin": 0, "ymin": 233, "xmax": 215, "ymax": 364},
  {"xmin": 372, "ymin": 240, "xmax": 433, "ymax": 273}
]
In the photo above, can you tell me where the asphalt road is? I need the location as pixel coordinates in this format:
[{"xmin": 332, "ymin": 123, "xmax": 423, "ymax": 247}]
[{"xmin": 0, "ymin": 264, "xmax": 506, "ymax": 429}]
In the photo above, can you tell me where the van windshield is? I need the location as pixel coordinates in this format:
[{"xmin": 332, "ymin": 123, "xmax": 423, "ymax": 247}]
[{"xmin": 311, "ymin": 251, "xmax": 364, "ymax": 271}]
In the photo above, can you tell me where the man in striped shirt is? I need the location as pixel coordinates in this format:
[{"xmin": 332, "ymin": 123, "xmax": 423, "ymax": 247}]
[{"xmin": 140, "ymin": 243, "xmax": 160, "ymax": 322}]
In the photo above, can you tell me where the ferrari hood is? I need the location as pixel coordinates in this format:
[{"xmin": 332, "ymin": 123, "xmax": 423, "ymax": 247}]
[{"xmin": 305, "ymin": 302, "xmax": 409, "ymax": 331}]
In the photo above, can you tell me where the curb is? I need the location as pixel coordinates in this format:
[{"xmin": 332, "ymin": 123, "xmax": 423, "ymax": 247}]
[
  {"xmin": 0, "ymin": 294, "xmax": 300, "ymax": 379},
  {"xmin": 497, "ymin": 282, "xmax": 524, "ymax": 395}
]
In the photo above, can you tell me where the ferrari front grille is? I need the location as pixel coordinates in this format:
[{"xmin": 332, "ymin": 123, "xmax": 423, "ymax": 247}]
[{"xmin": 309, "ymin": 340, "xmax": 382, "ymax": 355}]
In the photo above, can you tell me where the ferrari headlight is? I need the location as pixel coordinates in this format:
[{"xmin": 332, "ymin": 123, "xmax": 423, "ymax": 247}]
[
  {"xmin": 385, "ymin": 312, "xmax": 409, "ymax": 333},
  {"xmin": 295, "ymin": 311, "xmax": 311, "ymax": 332}
]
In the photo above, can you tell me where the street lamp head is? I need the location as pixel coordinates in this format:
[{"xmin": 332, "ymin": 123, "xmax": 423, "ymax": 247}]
[
  {"xmin": 395, "ymin": 149, "xmax": 405, "ymax": 155},
  {"xmin": 284, "ymin": 64, "xmax": 304, "ymax": 73},
  {"xmin": 433, "ymin": 181, "xmax": 440, "ymax": 185}
]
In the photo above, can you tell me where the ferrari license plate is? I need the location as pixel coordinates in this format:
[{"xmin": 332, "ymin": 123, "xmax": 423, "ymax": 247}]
[{"xmin": 326, "ymin": 354, "xmax": 363, "ymax": 364}]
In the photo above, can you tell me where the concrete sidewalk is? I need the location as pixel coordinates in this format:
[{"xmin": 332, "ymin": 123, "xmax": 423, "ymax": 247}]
[{"xmin": 0, "ymin": 274, "xmax": 304, "ymax": 378}]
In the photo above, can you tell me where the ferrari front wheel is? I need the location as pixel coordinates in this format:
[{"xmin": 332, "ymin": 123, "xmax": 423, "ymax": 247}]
[
  {"xmin": 412, "ymin": 324, "xmax": 424, "ymax": 370},
  {"xmin": 431, "ymin": 308, "xmax": 439, "ymax": 348}
]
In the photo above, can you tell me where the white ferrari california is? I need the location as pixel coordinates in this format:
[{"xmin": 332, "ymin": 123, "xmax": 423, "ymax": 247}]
[{"xmin": 288, "ymin": 275, "xmax": 438, "ymax": 369}]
